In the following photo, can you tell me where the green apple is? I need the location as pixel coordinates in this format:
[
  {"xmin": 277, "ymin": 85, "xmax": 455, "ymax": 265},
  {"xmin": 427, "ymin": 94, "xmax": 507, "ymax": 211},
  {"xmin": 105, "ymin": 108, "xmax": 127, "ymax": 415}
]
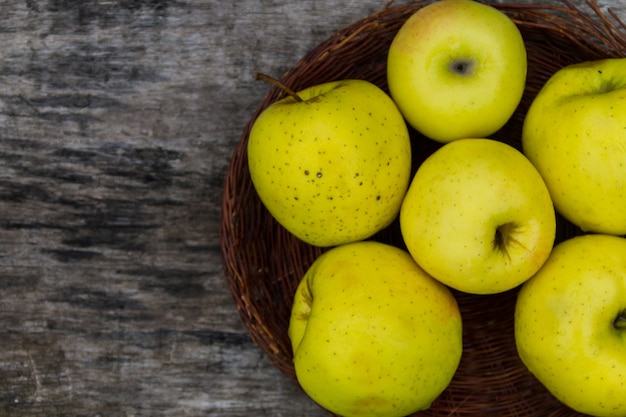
[
  {"xmin": 288, "ymin": 241, "xmax": 462, "ymax": 417},
  {"xmin": 400, "ymin": 138, "xmax": 556, "ymax": 295},
  {"xmin": 387, "ymin": 0, "xmax": 527, "ymax": 143},
  {"xmin": 522, "ymin": 58, "xmax": 626, "ymax": 235},
  {"xmin": 248, "ymin": 78, "xmax": 411, "ymax": 247},
  {"xmin": 515, "ymin": 234, "xmax": 626, "ymax": 417}
]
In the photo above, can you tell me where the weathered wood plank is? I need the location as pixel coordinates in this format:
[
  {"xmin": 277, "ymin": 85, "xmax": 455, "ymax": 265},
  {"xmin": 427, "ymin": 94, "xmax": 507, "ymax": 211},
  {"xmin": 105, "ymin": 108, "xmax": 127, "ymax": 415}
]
[{"xmin": 0, "ymin": 0, "xmax": 397, "ymax": 415}]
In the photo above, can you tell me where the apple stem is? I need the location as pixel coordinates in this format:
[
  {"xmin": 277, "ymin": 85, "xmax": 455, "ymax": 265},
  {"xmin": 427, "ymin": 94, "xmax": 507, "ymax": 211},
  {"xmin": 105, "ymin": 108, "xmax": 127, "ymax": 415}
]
[
  {"xmin": 615, "ymin": 309, "xmax": 626, "ymax": 330},
  {"xmin": 256, "ymin": 73, "xmax": 303, "ymax": 102}
]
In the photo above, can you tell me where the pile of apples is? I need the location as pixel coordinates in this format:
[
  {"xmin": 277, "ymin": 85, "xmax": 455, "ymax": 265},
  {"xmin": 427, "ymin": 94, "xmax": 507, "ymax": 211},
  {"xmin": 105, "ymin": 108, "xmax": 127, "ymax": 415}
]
[{"xmin": 246, "ymin": 1, "xmax": 626, "ymax": 416}]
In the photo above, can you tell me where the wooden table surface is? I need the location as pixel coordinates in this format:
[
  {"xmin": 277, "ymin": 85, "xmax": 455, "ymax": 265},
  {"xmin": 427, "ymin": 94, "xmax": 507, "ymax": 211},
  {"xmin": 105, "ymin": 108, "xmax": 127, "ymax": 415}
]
[{"xmin": 1, "ymin": 0, "xmax": 624, "ymax": 416}]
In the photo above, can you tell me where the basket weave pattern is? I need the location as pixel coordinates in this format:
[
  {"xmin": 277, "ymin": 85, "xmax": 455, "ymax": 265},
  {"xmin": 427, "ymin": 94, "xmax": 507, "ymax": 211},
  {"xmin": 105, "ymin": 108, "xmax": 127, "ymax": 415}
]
[{"xmin": 221, "ymin": 1, "xmax": 626, "ymax": 415}]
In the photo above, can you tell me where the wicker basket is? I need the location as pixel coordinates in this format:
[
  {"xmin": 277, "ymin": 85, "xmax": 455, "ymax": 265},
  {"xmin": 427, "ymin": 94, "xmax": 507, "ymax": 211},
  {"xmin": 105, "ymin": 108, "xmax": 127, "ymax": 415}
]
[{"xmin": 220, "ymin": 1, "xmax": 626, "ymax": 415}]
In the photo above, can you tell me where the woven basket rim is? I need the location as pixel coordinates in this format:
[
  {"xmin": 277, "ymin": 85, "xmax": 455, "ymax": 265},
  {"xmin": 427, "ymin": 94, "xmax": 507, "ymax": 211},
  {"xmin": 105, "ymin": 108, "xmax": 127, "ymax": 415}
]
[{"xmin": 220, "ymin": 1, "xmax": 626, "ymax": 416}]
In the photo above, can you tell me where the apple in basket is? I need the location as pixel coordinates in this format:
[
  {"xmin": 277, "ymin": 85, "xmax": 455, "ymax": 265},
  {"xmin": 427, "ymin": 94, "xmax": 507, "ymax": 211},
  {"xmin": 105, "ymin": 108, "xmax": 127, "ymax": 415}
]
[
  {"xmin": 247, "ymin": 77, "xmax": 412, "ymax": 247},
  {"xmin": 400, "ymin": 138, "xmax": 556, "ymax": 295},
  {"xmin": 387, "ymin": 0, "xmax": 527, "ymax": 143},
  {"xmin": 288, "ymin": 241, "xmax": 463, "ymax": 417},
  {"xmin": 515, "ymin": 234, "xmax": 626, "ymax": 417},
  {"xmin": 522, "ymin": 58, "xmax": 626, "ymax": 235}
]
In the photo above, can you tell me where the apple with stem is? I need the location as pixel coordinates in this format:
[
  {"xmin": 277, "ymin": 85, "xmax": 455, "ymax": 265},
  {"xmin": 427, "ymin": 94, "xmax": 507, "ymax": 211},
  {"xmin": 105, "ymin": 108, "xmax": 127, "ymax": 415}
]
[
  {"xmin": 522, "ymin": 58, "xmax": 626, "ymax": 235},
  {"xmin": 247, "ymin": 75, "xmax": 412, "ymax": 247},
  {"xmin": 515, "ymin": 233, "xmax": 626, "ymax": 417},
  {"xmin": 400, "ymin": 138, "xmax": 556, "ymax": 295}
]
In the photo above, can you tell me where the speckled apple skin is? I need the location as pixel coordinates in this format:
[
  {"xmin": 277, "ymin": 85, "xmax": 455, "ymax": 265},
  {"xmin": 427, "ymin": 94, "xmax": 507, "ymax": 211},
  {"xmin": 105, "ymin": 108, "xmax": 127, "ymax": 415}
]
[
  {"xmin": 247, "ymin": 80, "xmax": 411, "ymax": 247},
  {"xmin": 522, "ymin": 58, "xmax": 626, "ymax": 235},
  {"xmin": 515, "ymin": 234, "xmax": 626, "ymax": 417},
  {"xmin": 289, "ymin": 241, "xmax": 463, "ymax": 417},
  {"xmin": 400, "ymin": 138, "xmax": 556, "ymax": 295}
]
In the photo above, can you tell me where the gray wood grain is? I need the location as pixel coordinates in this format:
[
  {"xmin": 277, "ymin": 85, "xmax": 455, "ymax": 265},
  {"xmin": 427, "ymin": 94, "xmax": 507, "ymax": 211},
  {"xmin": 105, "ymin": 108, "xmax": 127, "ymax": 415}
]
[{"xmin": 0, "ymin": 0, "xmax": 624, "ymax": 416}]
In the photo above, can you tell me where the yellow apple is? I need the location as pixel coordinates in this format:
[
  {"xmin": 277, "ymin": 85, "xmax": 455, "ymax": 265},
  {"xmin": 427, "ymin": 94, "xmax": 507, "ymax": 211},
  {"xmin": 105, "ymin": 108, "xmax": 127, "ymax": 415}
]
[
  {"xmin": 387, "ymin": 0, "xmax": 527, "ymax": 143},
  {"xmin": 248, "ymin": 79, "xmax": 411, "ymax": 247},
  {"xmin": 288, "ymin": 241, "xmax": 462, "ymax": 417},
  {"xmin": 522, "ymin": 58, "xmax": 626, "ymax": 235},
  {"xmin": 400, "ymin": 138, "xmax": 556, "ymax": 294},
  {"xmin": 515, "ymin": 234, "xmax": 626, "ymax": 417}
]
